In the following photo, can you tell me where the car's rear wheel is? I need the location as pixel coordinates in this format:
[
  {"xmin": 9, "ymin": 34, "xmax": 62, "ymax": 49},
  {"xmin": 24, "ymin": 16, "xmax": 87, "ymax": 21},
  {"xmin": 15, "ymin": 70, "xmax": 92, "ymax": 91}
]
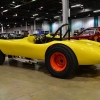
[
  {"xmin": 0, "ymin": 51, "xmax": 5, "ymax": 65},
  {"xmin": 45, "ymin": 44, "xmax": 78, "ymax": 78}
]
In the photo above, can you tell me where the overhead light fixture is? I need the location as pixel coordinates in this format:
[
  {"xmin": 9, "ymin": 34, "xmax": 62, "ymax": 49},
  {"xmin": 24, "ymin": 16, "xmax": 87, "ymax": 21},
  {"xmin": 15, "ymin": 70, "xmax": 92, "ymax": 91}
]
[
  {"xmin": 71, "ymin": 4, "xmax": 83, "ymax": 8},
  {"xmin": 54, "ymin": 16, "xmax": 60, "ymax": 19},
  {"xmin": 12, "ymin": 1, "xmax": 15, "ymax": 3},
  {"xmin": 30, "ymin": 17, "xmax": 34, "ymax": 18},
  {"xmin": 33, "ymin": 14, "xmax": 38, "ymax": 16},
  {"xmin": 41, "ymin": 6, "xmax": 43, "ymax": 8},
  {"xmin": 7, "ymin": 24, "xmax": 10, "ymax": 26},
  {"xmin": 13, "ymin": 13, "xmax": 17, "ymax": 16},
  {"xmin": 3, "ymin": 9, "xmax": 8, "ymax": 12},
  {"xmin": 32, "ymin": 0, "xmax": 36, "ymax": 1},
  {"xmin": 93, "ymin": 10, "xmax": 100, "ymax": 13},
  {"xmin": 1, "ymin": 7, "xmax": 3, "ymax": 8},
  {"xmin": 14, "ymin": 5, "xmax": 21, "ymax": 8}
]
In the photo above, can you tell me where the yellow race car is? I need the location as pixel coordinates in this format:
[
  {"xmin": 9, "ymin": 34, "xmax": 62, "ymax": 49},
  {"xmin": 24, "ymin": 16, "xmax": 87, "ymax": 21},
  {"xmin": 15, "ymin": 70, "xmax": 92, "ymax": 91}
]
[{"xmin": 0, "ymin": 23, "xmax": 100, "ymax": 79}]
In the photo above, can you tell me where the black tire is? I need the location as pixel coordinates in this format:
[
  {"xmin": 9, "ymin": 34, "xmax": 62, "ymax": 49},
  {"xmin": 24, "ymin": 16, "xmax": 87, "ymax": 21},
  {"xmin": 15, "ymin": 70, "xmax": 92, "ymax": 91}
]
[
  {"xmin": 0, "ymin": 51, "xmax": 5, "ymax": 65},
  {"xmin": 45, "ymin": 44, "xmax": 78, "ymax": 79}
]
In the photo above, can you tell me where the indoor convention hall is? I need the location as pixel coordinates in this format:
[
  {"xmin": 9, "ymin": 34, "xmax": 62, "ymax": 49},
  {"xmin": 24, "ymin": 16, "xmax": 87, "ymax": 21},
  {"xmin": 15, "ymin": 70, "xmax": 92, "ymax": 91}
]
[{"xmin": 0, "ymin": 0, "xmax": 100, "ymax": 100}]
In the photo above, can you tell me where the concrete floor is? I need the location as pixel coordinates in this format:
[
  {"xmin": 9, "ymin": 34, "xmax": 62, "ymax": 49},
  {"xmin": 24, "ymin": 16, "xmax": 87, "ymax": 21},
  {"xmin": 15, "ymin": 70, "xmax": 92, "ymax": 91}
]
[{"xmin": 0, "ymin": 58, "xmax": 100, "ymax": 100}]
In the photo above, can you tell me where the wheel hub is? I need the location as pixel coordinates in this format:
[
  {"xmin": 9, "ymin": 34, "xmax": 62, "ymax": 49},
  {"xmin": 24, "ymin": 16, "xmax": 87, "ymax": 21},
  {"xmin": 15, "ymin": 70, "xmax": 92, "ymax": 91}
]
[{"xmin": 50, "ymin": 52, "xmax": 67, "ymax": 72}]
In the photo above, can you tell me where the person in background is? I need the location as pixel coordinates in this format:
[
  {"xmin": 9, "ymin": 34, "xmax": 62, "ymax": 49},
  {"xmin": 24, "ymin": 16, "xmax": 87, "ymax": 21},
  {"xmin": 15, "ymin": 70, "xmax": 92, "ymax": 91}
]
[{"xmin": 38, "ymin": 29, "xmax": 42, "ymax": 35}]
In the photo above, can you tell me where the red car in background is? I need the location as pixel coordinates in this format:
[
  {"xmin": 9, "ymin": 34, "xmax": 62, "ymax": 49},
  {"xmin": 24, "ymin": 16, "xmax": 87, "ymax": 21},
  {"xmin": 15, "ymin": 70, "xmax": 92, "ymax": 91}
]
[{"xmin": 71, "ymin": 27, "xmax": 100, "ymax": 42}]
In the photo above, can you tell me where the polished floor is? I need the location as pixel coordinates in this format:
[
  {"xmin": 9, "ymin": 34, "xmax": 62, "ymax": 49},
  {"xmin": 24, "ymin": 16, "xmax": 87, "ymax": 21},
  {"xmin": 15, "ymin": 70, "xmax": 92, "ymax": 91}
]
[{"xmin": 0, "ymin": 58, "xmax": 100, "ymax": 100}]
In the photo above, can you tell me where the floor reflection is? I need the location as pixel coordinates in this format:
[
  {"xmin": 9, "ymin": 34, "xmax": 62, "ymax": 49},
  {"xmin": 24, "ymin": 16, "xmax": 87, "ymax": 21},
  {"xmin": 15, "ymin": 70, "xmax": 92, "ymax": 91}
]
[{"xmin": 3, "ymin": 57, "xmax": 100, "ymax": 79}]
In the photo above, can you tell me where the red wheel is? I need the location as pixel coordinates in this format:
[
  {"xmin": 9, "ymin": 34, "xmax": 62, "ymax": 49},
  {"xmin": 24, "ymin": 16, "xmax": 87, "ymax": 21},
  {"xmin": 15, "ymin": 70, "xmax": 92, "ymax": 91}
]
[
  {"xmin": 50, "ymin": 52, "xmax": 67, "ymax": 72},
  {"xmin": 45, "ymin": 44, "xmax": 78, "ymax": 79}
]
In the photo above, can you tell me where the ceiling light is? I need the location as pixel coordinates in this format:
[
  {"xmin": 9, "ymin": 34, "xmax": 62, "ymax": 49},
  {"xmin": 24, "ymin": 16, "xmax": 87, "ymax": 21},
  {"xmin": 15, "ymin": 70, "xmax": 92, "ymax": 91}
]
[
  {"xmin": 3, "ymin": 9, "xmax": 8, "ymax": 12},
  {"xmin": 30, "ymin": 17, "xmax": 34, "ymax": 18},
  {"xmin": 14, "ymin": 5, "xmax": 21, "ymax": 8},
  {"xmin": 71, "ymin": 4, "xmax": 83, "ymax": 8},
  {"xmin": 7, "ymin": 24, "xmax": 9, "ymax": 26},
  {"xmin": 6, "ymin": 17, "xmax": 8, "ymax": 19},
  {"xmin": 93, "ymin": 10, "xmax": 100, "ymax": 13},
  {"xmin": 33, "ymin": 14, "xmax": 38, "ymax": 16},
  {"xmin": 32, "ymin": 0, "xmax": 36, "ymax": 1},
  {"xmin": 54, "ymin": 16, "xmax": 60, "ymax": 19},
  {"xmin": 1, "ymin": 7, "xmax": 3, "ymax": 8},
  {"xmin": 12, "ymin": 1, "xmax": 15, "ymax": 3},
  {"xmin": 46, "ymin": 13, "xmax": 48, "ymax": 14},
  {"xmin": 41, "ymin": 6, "xmax": 43, "ymax": 8},
  {"xmin": 13, "ymin": 13, "xmax": 17, "ymax": 16}
]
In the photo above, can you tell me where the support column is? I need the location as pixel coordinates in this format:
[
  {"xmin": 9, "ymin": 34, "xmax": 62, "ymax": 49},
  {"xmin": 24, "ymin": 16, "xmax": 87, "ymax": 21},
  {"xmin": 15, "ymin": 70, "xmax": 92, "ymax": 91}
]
[
  {"xmin": 1, "ymin": 24, "xmax": 3, "ymax": 33},
  {"xmin": 31, "ymin": 24, "xmax": 33, "ymax": 34},
  {"xmin": 26, "ymin": 22, "xmax": 27, "ymax": 30},
  {"xmin": 62, "ymin": 0, "xmax": 69, "ymax": 24},
  {"xmin": 50, "ymin": 23, "xmax": 52, "ymax": 33},
  {"xmin": 34, "ymin": 20, "xmax": 36, "ymax": 33},
  {"xmin": 62, "ymin": 0, "xmax": 69, "ymax": 34},
  {"xmin": 94, "ymin": 16, "xmax": 98, "ymax": 27},
  {"xmin": 68, "ymin": 19, "xmax": 72, "ymax": 32}
]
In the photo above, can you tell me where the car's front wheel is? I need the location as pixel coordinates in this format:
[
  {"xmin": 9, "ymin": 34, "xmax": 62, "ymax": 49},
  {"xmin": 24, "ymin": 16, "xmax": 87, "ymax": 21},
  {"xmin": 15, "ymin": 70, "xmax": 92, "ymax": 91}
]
[{"xmin": 45, "ymin": 44, "xmax": 78, "ymax": 79}]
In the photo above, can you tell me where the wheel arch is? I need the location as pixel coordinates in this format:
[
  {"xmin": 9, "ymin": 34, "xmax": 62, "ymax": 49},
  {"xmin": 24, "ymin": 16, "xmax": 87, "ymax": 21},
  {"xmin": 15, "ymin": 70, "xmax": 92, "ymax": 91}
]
[
  {"xmin": 0, "ymin": 50, "xmax": 5, "ymax": 55},
  {"xmin": 45, "ymin": 43, "xmax": 78, "ymax": 64}
]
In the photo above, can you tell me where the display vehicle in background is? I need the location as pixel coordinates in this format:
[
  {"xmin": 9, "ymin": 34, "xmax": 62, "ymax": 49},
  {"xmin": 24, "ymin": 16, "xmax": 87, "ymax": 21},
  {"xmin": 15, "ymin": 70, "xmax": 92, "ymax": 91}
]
[
  {"xmin": 0, "ymin": 32, "xmax": 28, "ymax": 39},
  {"xmin": 71, "ymin": 27, "xmax": 100, "ymax": 42},
  {"xmin": 0, "ymin": 24, "xmax": 100, "ymax": 79}
]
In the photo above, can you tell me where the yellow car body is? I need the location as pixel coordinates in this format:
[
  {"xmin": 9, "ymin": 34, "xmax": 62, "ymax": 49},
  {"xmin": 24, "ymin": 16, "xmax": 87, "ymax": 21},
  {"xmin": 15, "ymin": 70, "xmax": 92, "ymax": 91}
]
[
  {"xmin": 0, "ymin": 23, "xmax": 100, "ymax": 79},
  {"xmin": 0, "ymin": 34, "xmax": 100, "ymax": 65}
]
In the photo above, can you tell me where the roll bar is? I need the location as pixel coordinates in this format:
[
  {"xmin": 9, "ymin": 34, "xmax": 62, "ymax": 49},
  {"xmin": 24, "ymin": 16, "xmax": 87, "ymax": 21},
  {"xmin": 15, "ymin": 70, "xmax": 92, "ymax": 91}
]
[{"xmin": 52, "ymin": 23, "xmax": 70, "ymax": 40}]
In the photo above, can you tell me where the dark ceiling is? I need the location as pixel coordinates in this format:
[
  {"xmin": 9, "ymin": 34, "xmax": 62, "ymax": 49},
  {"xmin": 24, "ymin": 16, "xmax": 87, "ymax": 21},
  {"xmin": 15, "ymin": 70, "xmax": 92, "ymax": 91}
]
[{"xmin": 0, "ymin": 0, "xmax": 100, "ymax": 29}]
